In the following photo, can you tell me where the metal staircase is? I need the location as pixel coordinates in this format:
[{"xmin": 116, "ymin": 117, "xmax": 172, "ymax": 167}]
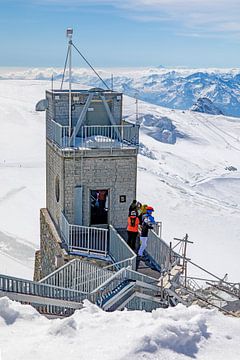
[
  {"xmin": 1, "ymin": 228, "xmax": 238, "ymax": 317},
  {"xmin": 0, "ymin": 273, "xmax": 85, "ymax": 317},
  {"xmin": 0, "ymin": 227, "xmax": 182, "ymax": 316}
]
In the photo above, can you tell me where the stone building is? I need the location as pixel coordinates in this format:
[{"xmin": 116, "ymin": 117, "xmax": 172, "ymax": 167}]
[{"xmin": 34, "ymin": 87, "xmax": 139, "ymax": 279}]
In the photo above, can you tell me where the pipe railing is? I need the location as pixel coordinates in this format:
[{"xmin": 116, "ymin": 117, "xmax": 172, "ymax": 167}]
[
  {"xmin": 46, "ymin": 118, "xmax": 139, "ymax": 149},
  {"xmin": 60, "ymin": 213, "xmax": 108, "ymax": 257},
  {"xmin": 146, "ymin": 230, "xmax": 179, "ymax": 272},
  {"xmin": 152, "ymin": 221, "xmax": 162, "ymax": 239},
  {"xmin": 109, "ymin": 225, "xmax": 137, "ymax": 270},
  {"xmin": 0, "ymin": 274, "xmax": 85, "ymax": 302},
  {"xmin": 46, "ymin": 118, "xmax": 73, "ymax": 148},
  {"xmin": 40, "ymin": 259, "xmax": 114, "ymax": 293}
]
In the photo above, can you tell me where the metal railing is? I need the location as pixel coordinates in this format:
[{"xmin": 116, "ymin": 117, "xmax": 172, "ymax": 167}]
[
  {"xmin": 46, "ymin": 118, "xmax": 139, "ymax": 149},
  {"xmin": 0, "ymin": 274, "xmax": 85, "ymax": 303},
  {"xmin": 40, "ymin": 259, "xmax": 114, "ymax": 293},
  {"xmin": 126, "ymin": 296, "xmax": 162, "ymax": 312},
  {"xmin": 60, "ymin": 213, "xmax": 108, "ymax": 256},
  {"xmin": 109, "ymin": 225, "xmax": 137, "ymax": 270},
  {"xmin": 89, "ymin": 268, "xmax": 130, "ymax": 306},
  {"xmin": 46, "ymin": 118, "xmax": 73, "ymax": 148},
  {"xmin": 152, "ymin": 221, "xmax": 162, "ymax": 239},
  {"xmin": 89, "ymin": 267, "xmax": 161, "ymax": 311},
  {"xmin": 146, "ymin": 229, "xmax": 179, "ymax": 272}
]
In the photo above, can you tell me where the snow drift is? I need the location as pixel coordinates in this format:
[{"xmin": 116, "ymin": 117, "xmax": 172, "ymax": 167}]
[{"xmin": 0, "ymin": 297, "xmax": 240, "ymax": 360}]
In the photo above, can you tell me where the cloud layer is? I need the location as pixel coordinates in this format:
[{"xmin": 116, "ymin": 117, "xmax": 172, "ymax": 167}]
[{"xmin": 33, "ymin": 0, "xmax": 240, "ymax": 38}]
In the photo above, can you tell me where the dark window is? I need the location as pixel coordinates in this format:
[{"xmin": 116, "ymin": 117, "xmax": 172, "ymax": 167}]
[{"xmin": 55, "ymin": 176, "xmax": 60, "ymax": 203}]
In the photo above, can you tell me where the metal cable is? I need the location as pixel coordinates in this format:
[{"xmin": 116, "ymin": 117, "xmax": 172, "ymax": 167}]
[
  {"xmin": 72, "ymin": 42, "xmax": 111, "ymax": 91},
  {"xmin": 60, "ymin": 46, "xmax": 70, "ymax": 90}
]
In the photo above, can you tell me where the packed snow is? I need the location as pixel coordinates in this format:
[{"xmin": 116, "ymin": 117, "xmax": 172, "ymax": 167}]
[{"xmin": 0, "ymin": 297, "xmax": 240, "ymax": 360}]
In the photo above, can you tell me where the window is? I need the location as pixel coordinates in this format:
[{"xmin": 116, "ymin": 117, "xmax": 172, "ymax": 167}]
[{"xmin": 55, "ymin": 175, "xmax": 60, "ymax": 202}]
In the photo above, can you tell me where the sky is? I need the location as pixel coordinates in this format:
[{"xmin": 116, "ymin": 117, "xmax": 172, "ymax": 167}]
[{"xmin": 1, "ymin": 0, "xmax": 240, "ymax": 68}]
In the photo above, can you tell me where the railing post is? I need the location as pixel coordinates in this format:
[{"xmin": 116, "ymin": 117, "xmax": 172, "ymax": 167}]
[{"xmin": 87, "ymin": 228, "xmax": 90, "ymax": 254}]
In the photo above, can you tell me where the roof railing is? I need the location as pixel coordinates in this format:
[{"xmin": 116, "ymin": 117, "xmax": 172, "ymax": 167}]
[{"xmin": 46, "ymin": 118, "xmax": 139, "ymax": 150}]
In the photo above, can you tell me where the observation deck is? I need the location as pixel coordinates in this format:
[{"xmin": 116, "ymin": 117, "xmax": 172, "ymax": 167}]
[{"xmin": 38, "ymin": 88, "xmax": 139, "ymax": 151}]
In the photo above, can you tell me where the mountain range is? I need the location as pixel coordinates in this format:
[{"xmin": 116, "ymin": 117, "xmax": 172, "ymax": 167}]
[{"xmin": 1, "ymin": 67, "xmax": 240, "ymax": 117}]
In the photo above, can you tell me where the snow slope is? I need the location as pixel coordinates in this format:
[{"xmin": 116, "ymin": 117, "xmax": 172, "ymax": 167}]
[
  {"xmin": 0, "ymin": 78, "xmax": 240, "ymax": 283},
  {"xmin": 0, "ymin": 298, "xmax": 240, "ymax": 360}
]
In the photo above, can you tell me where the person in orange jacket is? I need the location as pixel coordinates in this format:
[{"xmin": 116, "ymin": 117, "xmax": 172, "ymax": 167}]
[{"xmin": 127, "ymin": 211, "xmax": 140, "ymax": 251}]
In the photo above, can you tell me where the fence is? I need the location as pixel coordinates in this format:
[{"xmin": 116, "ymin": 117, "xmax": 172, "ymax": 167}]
[
  {"xmin": 0, "ymin": 274, "xmax": 85, "ymax": 303},
  {"xmin": 40, "ymin": 259, "xmax": 114, "ymax": 293},
  {"xmin": 46, "ymin": 118, "xmax": 72, "ymax": 148},
  {"xmin": 146, "ymin": 229, "xmax": 179, "ymax": 272},
  {"xmin": 89, "ymin": 268, "xmax": 129, "ymax": 306},
  {"xmin": 46, "ymin": 118, "xmax": 139, "ymax": 149},
  {"xmin": 152, "ymin": 221, "xmax": 162, "ymax": 238},
  {"xmin": 60, "ymin": 213, "xmax": 108, "ymax": 257},
  {"xmin": 109, "ymin": 225, "xmax": 137, "ymax": 270}
]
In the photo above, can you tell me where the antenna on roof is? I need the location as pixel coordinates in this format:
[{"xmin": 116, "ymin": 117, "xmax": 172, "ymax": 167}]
[
  {"xmin": 135, "ymin": 93, "xmax": 139, "ymax": 124},
  {"xmin": 66, "ymin": 28, "xmax": 73, "ymax": 144}
]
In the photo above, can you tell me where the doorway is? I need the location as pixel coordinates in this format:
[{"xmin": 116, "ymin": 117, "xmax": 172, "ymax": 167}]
[{"xmin": 90, "ymin": 189, "xmax": 109, "ymax": 225}]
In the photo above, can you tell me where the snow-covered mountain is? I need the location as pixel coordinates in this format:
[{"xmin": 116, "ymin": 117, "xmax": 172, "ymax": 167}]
[
  {"xmin": 1, "ymin": 67, "xmax": 240, "ymax": 116},
  {"xmin": 191, "ymin": 97, "xmax": 223, "ymax": 115},
  {"xmin": 1, "ymin": 75, "xmax": 240, "ymax": 360},
  {"xmin": 0, "ymin": 77, "xmax": 240, "ymax": 283}
]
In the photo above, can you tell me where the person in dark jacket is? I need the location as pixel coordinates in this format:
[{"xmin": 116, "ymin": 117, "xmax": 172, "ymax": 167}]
[
  {"xmin": 128, "ymin": 200, "xmax": 138, "ymax": 216},
  {"xmin": 138, "ymin": 206, "xmax": 155, "ymax": 257},
  {"xmin": 127, "ymin": 211, "xmax": 140, "ymax": 251}
]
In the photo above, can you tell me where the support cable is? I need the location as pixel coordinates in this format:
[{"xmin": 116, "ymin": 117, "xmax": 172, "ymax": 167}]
[
  {"xmin": 60, "ymin": 46, "xmax": 70, "ymax": 90},
  {"xmin": 71, "ymin": 42, "xmax": 111, "ymax": 91}
]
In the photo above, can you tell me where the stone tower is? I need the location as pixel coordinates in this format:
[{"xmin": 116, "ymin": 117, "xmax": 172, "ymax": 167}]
[{"xmin": 35, "ymin": 87, "xmax": 139, "ymax": 279}]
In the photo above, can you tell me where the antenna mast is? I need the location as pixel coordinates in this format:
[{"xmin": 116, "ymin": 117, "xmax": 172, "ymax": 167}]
[
  {"xmin": 135, "ymin": 93, "xmax": 139, "ymax": 124},
  {"xmin": 66, "ymin": 28, "xmax": 73, "ymax": 144}
]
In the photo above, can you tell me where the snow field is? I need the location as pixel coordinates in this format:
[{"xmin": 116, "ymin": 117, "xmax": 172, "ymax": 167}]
[{"xmin": 0, "ymin": 297, "xmax": 240, "ymax": 360}]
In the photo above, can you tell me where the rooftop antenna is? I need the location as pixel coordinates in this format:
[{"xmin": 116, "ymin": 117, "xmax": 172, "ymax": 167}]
[
  {"xmin": 66, "ymin": 28, "xmax": 73, "ymax": 144},
  {"xmin": 135, "ymin": 92, "xmax": 139, "ymax": 124},
  {"xmin": 111, "ymin": 74, "xmax": 114, "ymax": 91},
  {"xmin": 51, "ymin": 74, "xmax": 54, "ymax": 101}
]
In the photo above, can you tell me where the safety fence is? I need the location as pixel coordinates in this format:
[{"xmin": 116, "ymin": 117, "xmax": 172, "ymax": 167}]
[
  {"xmin": 146, "ymin": 229, "xmax": 180, "ymax": 272},
  {"xmin": 46, "ymin": 118, "xmax": 139, "ymax": 149},
  {"xmin": 109, "ymin": 225, "xmax": 137, "ymax": 270},
  {"xmin": 0, "ymin": 274, "xmax": 85, "ymax": 302},
  {"xmin": 60, "ymin": 213, "xmax": 108, "ymax": 257},
  {"xmin": 40, "ymin": 259, "xmax": 114, "ymax": 294}
]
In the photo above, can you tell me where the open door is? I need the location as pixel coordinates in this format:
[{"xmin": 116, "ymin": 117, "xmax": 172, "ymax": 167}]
[{"xmin": 90, "ymin": 189, "xmax": 109, "ymax": 225}]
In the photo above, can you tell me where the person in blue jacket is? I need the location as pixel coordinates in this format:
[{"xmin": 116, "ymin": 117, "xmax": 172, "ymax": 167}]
[{"xmin": 138, "ymin": 206, "xmax": 155, "ymax": 257}]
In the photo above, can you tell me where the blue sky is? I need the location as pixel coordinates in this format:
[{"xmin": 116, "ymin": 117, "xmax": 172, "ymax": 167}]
[{"xmin": 1, "ymin": 0, "xmax": 240, "ymax": 68}]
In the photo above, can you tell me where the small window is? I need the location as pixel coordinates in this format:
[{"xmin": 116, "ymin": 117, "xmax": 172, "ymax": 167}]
[{"xmin": 55, "ymin": 176, "xmax": 60, "ymax": 203}]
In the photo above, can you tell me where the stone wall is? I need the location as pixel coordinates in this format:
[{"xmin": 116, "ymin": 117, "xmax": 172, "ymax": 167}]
[
  {"xmin": 46, "ymin": 143, "xmax": 137, "ymax": 229},
  {"xmin": 64, "ymin": 148, "xmax": 137, "ymax": 228},
  {"xmin": 39, "ymin": 208, "xmax": 66, "ymax": 279},
  {"xmin": 46, "ymin": 90, "xmax": 122, "ymax": 127},
  {"xmin": 33, "ymin": 250, "xmax": 41, "ymax": 281},
  {"xmin": 46, "ymin": 143, "xmax": 64, "ymax": 226}
]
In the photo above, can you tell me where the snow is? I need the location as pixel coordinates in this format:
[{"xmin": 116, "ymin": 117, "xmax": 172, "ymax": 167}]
[
  {"xmin": 0, "ymin": 72, "xmax": 240, "ymax": 360},
  {"xmin": 0, "ymin": 297, "xmax": 240, "ymax": 360},
  {"xmin": 0, "ymin": 77, "xmax": 240, "ymax": 282}
]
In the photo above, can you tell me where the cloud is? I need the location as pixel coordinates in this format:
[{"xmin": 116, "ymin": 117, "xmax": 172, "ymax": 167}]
[{"xmin": 30, "ymin": 0, "xmax": 240, "ymax": 38}]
